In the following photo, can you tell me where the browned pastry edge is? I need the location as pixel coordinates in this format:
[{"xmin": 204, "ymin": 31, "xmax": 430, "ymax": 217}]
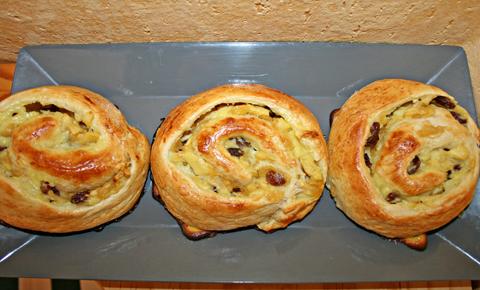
[
  {"xmin": 152, "ymin": 183, "xmax": 216, "ymax": 240},
  {"xmin": 401, "ymin": 234, "xmax": 428, "ymax": 250},
  {"xmin": 0, "ymin": 179, "xmax": 147, "ymax": 235},
  {"xmin": 179, "ymin": 222, "xmax": 217, "ymax": 240}
]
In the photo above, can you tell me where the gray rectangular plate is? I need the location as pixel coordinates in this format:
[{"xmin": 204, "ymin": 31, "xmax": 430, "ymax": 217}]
[{"xmin": 2, "ymin": 42, "xmax": 479, "ymax": 282}]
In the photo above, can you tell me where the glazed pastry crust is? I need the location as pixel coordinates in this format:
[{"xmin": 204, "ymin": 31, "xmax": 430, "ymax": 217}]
[
  {"xmin": 328, "ymin": 79, "xmax": 479, "ymax": 239},
  {"xmin": 0, "ymin": 86, "xmax": 150, "ymax": 233},
  {"xmin": 151, "ymin": 84, "xmax": 327, "ymax": 232}
]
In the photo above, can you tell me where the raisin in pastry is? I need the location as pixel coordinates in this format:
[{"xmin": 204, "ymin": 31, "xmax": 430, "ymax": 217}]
[
  {"xmin": 328, "ymin": 79, "xmax": 479, "ymax": 249},
  {"xmin": 151, "ymin": 84, "xmax": 327, "ymax": 238},
  {"xmin": 0, "ymin": 86, "xmax": 149, "ymax": 233}
]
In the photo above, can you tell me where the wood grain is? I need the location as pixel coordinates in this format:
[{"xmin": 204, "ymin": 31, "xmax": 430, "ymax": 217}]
[
  {"xmin": 99, "ymin": 281, "xmax": 472, "ymax": 290},
  {"xmin": 18, "ymin": 278, "xmax": 51, "ymax": 290}
]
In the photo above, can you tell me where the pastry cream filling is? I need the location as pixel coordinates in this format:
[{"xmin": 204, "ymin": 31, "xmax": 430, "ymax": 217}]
[
  {"xmin": 0, "ymin": 103, "xmax": 130, "ymax": 206},
  {"xmin": 365, "ymin": 95, "xmax": 476, "ymax": 206},
  {"xmin": 169, "ymin": 103, "xmax": 323, "ymax": 204}
]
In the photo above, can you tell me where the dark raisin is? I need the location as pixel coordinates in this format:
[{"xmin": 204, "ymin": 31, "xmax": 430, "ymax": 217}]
[
  {"xmin": 329, "ymin": 108, "xmax": 340, "ymax": 127},
  {"xmin": 232, "ymin": 187, "xmax": 241, "ymax": 192},
  {"xmin": 430, "ymin": 96, "xmax": 455, "ymax": 109},
  {"xmin": 266, "ymin": 170, "xmax": 286, "ymax": 186},
  {"xmin": 227, "ymin": 147, "xmax": 244, "ymax": 157},
  {"xmin": 25, "ymin": 102, "xmax": 75, "ymax": 117},
  {"xmin": 71, "ymin": 191, "xmax": 90, "ymax": 204},
  {"xmin": 399, "ymin": 101, "xmax": 414, "ymax": 109},
  {"xmin": 40, "ymin": 181, "xmax": 51, "ymax": 194},
  {"xmin": 11, "ymin": 112, "xmax": 17, "ymax": 116},
  {"xmin": 40, "ymin": 181, "xmax": 60, "ymax": 195},
  {"xmin": 447, "ymin": 170, "xmax": 452, "ymax": 180},
  {"xmin": 0, "ymin": 146, "xmax": 6, "ymax": 152},
  {"xmin": 386, "ymin": 192, "xmax": 399, "ymax": 204},
  {"xmin": 364, "ymin": 153, "xmax": 372, "ymax": 168},
  {"xmin": 407, "ymin": 155, "xmax": 421, "ymax": 175},
  {"xmin": 443, "ymin": 148, "xmax": 450, "ymax": 151},
  {"xmin": 365, "ymin": 122, "xmax": 380, "ymax": 148},
  {"xmin": 212, "ymin": 186, "xmax": 218, "ymax": 193},
  {"xmin": 51, "ymin": 187, "xmax": 60, "ymax": 196},
  {"xmin": 79, "ymin": 121, "xmax": 87, "ymax": 130},
  {"xmin": 450, "ymin": 111, "xmax": 467, "ymax": 124},
  {"xmin": 235, "ymin": 137, "xmax": 251, "ymax": 148},
  {"xmin": 454, "ymin": 164, "xmax": 462, "ymax": 171},
  {"xmin": 269, "ymin": 111, "xmax": 282, "ymax": 118}
]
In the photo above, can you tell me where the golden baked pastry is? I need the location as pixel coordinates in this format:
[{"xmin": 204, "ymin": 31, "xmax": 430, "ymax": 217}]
[
  {"xmin": 0, "ymin": 86, "xmax": 150, "ymax": 233},
  {"xmin": 151, "ymin": 84, "xmax": 327, "ymax": 238},
  {"xmin": 328, "ymin": 79, "xmax": 479, "ymax": 249}
]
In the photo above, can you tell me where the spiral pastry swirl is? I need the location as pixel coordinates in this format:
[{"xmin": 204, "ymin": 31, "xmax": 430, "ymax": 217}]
[
  {"xmin": 328, "ymin": 79, "xmax": 479, "ymax": 248},
  {"xmin": 151, "ymin": 84, "xmax": 327, "ymax": 237},
  {"xmin": 0, "ymin": 86, "xmax": 150, "ymax": 233}
]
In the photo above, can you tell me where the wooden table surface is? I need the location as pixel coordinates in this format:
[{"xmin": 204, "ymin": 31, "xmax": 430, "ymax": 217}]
[{"xmin": 0, "ymin": 63, "xmax": 477, "ymax": 290}]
